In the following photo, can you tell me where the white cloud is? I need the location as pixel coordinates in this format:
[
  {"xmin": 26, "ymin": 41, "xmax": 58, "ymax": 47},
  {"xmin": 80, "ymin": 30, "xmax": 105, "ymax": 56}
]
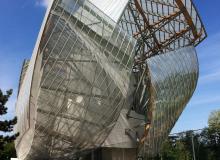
[
  {"xmin": 190, "ymin": 95, "xmax": 220, "ymax": 106},
  {"xmin": 36, "ymin": 0, "xmax": 53, "ymax": 7},
  {"xmin": 199, "ymin": 70, "xmax": 220, "ymax": 84}
]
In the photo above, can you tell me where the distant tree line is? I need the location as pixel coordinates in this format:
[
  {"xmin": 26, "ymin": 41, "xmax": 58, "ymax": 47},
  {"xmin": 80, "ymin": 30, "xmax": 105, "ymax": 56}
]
[{"xmin": 153, "ymin": 110, "xmax": 220, "ymax": 160}]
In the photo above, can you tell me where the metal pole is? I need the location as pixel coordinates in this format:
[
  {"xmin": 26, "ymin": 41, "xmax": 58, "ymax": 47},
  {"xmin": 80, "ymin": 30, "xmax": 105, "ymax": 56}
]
[{"xmin": 191, "ymin": 133, "xmax": 196, "ymax": 160}]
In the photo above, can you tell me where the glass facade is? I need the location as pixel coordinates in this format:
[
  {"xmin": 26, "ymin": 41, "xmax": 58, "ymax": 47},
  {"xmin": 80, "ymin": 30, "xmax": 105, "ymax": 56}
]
[
  {"xmin": 15, "ymin": 0, "xmax": 206, "ymax": 159},
  {"xmin": 16, "ymin": 0, "xmax": 136, "ymax": 159}
]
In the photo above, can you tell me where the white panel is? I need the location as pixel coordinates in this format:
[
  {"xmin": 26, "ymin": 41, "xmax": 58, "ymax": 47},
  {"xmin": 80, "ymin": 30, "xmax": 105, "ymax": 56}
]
[{"xmin": 89, "ymin": 0, "xmax": 128, "ymax": 22}]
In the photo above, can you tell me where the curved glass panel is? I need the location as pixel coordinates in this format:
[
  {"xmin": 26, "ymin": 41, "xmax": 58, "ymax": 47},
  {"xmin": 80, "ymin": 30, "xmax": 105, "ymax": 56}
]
[{"xmin": 138, "ymin": 46, "xmax": 199, "ymax": 157}]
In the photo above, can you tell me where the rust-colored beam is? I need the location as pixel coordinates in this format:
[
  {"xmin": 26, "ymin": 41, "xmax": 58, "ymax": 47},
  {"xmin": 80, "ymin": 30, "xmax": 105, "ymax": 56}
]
[
  {"xmin": 134, "ymin": 0, "xmax": 162, "ymax": 50},
  {"xmin": 175, "ymin": 0, "xmax": 199, "ymax": 39},
  {"xmin": 147, "ymin": 0, "xmax": 178, "ymax": 9},
  {"xmin": 133, "ymin": 10, "xmax": 182, "ymax": 38},
  {"xmin": 151, "ymin": 11, "xmax": 182, "ymax": 27},
  {"xmin": 142, "ymin": 9, "xmax": 186, "ymax": 25},
  {"xmin": 139, "ymin": 27, "xmax": 191, "ymax": 61},
  {"xmin": 127, "ymin": 0, "xmax": 206, "ymax": 64}
]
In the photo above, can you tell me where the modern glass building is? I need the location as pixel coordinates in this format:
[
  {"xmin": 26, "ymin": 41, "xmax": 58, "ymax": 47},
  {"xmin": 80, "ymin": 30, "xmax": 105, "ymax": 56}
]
[{"xmin": 15, "ymin": 0, "xmax": 206, "ymax": 159}]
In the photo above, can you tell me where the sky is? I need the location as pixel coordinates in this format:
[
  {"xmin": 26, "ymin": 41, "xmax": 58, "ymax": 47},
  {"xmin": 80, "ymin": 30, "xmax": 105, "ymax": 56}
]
[{"xmin": 0, "ymin": 0, "xmax": 219, "ymax": 133}]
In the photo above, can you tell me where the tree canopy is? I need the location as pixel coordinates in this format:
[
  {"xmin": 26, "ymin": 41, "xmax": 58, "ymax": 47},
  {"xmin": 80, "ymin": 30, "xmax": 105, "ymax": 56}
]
[
  {"xmin": 155, "ymin": 109, "xmax": 220, "ymax": 160},
  {"xmin": 0, "ymin": 89, "xmax": 18, "ymax": 159}
]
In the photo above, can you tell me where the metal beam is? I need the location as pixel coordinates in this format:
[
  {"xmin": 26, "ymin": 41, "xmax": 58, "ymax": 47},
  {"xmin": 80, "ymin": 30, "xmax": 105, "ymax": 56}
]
[
  {"xmin": 41, "ymin": 86, "xmax": 108, "ymax": 99},
  {"xmin": 37, "ymin": 108, "xmax": 104, "ymax": 128},
  {"xmin": 43, "ymin": 58, "xmax": 97, "ymax": 63}
]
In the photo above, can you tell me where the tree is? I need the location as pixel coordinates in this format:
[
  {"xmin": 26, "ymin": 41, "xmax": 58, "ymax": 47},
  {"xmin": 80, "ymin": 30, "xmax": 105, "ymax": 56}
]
[
  {"xmin": 0, "ymin": 89, "xmax": 18, "ymax": 159},
  {"xmin": 208, "ymin": 110, "xmax": 220, "ymax": 130},
  {"xmin": 160, "ymin": 134, "xmax": 192, "ymax": 160},
  {"xmin": 157, "ymin": 110, "xmax": 220, "ymax": 160},
  {"xmin": 205, "ymin": 109, "xmax": 220, "ymax": 159}
]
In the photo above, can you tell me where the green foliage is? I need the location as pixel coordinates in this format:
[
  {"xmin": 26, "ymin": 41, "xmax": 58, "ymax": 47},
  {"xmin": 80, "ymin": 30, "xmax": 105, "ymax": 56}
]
[
  {"xmin": 0, "ymin": 142, "xmax": 17, "ymax": 160},
  {"xmin": 0, "ymin": 89, "xmax": 18, "ymax": 159},
  {"xmin": 0, "ymin": 89, "xmax": 12, "ymax": 115},
  {"xmin": 160, "ymin": 135, "xmax": 192, "ymax": 160},
  {"xmin": 205, "ymin": 109, "xmax": 220, "ymax": 159},
  {"xmin": 0, "ymin": 117, "xmax": 17, "ymax": 132},
  {"xmin": 157, "ymin": 110, "xmax": 220, "ymax": 160},
  {"xmin": 208, "ymin": 110, "xmax": 220, "ymax": 129}
]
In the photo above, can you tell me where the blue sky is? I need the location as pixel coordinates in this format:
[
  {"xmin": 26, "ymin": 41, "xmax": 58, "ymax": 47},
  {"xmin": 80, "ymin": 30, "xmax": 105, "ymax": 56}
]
[{"xmin": 0, "ymin": 0, "xmax": 219, "ymax": 133}]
